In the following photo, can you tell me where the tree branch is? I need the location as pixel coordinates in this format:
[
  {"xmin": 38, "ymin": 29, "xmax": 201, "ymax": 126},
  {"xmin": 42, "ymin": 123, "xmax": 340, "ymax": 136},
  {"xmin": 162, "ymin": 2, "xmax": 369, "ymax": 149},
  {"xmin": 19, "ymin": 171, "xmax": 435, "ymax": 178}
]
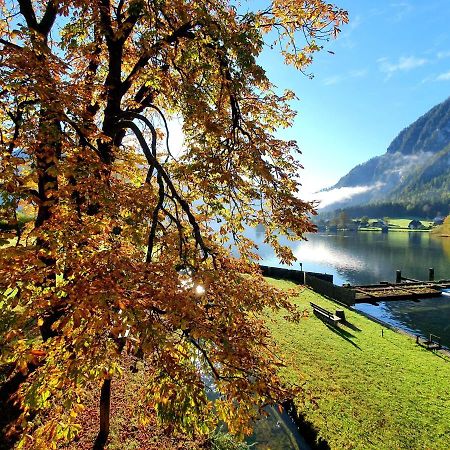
[
  {"xmin": 188, "ymin": 336, "xmax": 221, "ymax": 381},
  {"xmin": 120, "ymin": 21, "xmax": 197, "ymax": 96},
  {"xmin": 98, "ymin": 0, "xmax": 114, "ymax": 41},
  {"xmin": 17, "ymin": 0, "xmax": 59, "ymax": 36},
  {"xmin": 115, "ymin": 116, "xmax": 212, "ymax": 261},
  {"xmin": 39, "ymin": 0, "xmax": 59, "ymax": 36},
  {"xmin": 17, "ymin": 0, "xmax": 38, "ymax": 30},
  {"xmin": 0, "ymin": 38, "xmax": 23, "ymax": 50},
  {"xmin": 62, "ymin": 115, "xmax": 101, "ymax": 157},
  {"xmin": 146, "ymin": 171, "xmax": 165, "ymax": 263},
  {"xmin": 6, "ymin": 99, "xmax": 38, "ymax": 154}
]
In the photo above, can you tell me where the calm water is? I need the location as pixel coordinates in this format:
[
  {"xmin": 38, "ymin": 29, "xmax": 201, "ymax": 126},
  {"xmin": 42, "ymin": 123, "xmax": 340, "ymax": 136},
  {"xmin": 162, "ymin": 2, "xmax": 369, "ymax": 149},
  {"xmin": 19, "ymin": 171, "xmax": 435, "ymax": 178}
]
[
  {"xmin": 250, "ymin": 229, "xmax": 450, "ymax": 347},
  {"xmin": 248, "ymin": 405, "xmax": 310, "ymax": 450}
]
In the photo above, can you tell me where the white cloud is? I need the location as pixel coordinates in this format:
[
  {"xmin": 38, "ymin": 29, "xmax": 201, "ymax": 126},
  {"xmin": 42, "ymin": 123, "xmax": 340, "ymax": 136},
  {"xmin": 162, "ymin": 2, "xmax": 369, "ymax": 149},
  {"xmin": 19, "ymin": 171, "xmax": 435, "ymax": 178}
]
[
  {"xmin": 324, "ymin": 75, "xmax": 343, "ymax": 86},
  {"xmin": 437, "ymin": 51, "xmax": 450, "ymax": 59},
  {"xmin": 378, "ymin": 56, "xmax": 428, "ymax": 78},
  {"xmin": 389, "ymin": 1, "xmax": 413, "ymax": 22},
  {"xmin": 323, "ymin": 69, "xmax": 367, "ymax": 86},
  {"xmin": 349, "ymin": 15, "xmax": 362, "ymax": 30},
  {"xmin": 349, "ymin": 68, "xmax": 368, "ymax": 78},
  {"xmin": 306, "ymin": 184, "xmax": 383, "ymax": 209},
  {"xmin": 436, "ymin": 71, "xmax": 450, "ymax": 81},
  {"xmin": 337, "ymin": 14, "xmax": 362, "ymax": 49}
]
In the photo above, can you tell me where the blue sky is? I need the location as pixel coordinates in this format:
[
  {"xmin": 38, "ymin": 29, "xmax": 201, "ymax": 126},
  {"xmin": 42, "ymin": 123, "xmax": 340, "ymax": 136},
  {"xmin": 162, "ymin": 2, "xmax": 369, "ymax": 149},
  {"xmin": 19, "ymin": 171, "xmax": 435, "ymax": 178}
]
[{"xmin": 255, "ymin": 0, "xmax": 450, "ymax": 197}]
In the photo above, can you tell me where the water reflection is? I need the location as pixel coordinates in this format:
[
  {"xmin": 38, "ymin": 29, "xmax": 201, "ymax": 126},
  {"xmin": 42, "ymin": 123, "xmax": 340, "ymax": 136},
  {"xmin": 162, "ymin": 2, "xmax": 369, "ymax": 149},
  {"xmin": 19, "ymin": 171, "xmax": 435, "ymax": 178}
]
[
  {"xmin": 205, "ymin": 362, "xmax": 306, "ymax": 449},
  {"xmin": 248, "ymin": 406, "xmax": 310, "ymax": 450},
  {"xmin": 249, "ymin": 229, "xmax": 450, "ymax": 347}
]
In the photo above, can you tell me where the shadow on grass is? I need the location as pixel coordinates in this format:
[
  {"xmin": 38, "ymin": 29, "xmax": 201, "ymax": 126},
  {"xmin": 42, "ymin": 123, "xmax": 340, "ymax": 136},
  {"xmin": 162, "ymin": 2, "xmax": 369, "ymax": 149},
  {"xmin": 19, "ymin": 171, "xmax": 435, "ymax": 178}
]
[
  {"xmin": 428, "ymin": 350, "xmax": 450, "ymax": 362},
  {"xmin": 414, "ymin": 345, "xmax": 450, "ymax": 362},
  {"xmin": 325, "ymin": 324, "xmax": 362, "ymax": 350},
  {"xmin": 283, "ymin": 399, "xmax": 331, "ymax": 450},
  {"xmin": 341, "ymin": 320, "xmax": 361, "ymax": 332}
]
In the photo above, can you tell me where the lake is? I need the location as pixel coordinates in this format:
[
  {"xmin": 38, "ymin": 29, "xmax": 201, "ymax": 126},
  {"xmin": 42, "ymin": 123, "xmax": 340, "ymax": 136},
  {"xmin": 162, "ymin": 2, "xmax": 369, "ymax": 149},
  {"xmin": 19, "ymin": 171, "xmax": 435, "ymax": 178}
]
[{"xmin": 250, "ymin": 228, "xmax": 450, "ymax": 347}]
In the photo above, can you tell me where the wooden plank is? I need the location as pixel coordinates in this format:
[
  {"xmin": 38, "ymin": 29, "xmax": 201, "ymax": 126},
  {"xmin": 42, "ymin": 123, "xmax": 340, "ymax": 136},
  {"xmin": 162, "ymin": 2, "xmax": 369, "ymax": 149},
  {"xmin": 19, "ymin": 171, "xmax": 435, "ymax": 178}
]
[
  {"xmin": 353, "ymin": 287, "xmax": 378, "ymax": 298},
  {"xmin": 351, "ymin": 283, "xmax": 442, "ymax": 303}
]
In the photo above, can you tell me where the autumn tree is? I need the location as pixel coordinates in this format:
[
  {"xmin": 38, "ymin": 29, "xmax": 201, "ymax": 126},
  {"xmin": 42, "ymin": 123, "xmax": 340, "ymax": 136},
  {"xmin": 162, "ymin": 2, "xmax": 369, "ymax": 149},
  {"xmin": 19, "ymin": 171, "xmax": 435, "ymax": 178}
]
[{"xmin": 0, "ymin": 0, "xmax": 347, "ymax": 448}]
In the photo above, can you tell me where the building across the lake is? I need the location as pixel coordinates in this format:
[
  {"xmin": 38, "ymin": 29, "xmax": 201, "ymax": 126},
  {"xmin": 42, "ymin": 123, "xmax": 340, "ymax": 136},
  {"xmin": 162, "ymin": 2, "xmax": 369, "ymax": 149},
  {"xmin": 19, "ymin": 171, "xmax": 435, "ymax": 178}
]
[{"xmin": 408, "ymin": 220, "xmax": 425, "ymax": 230}]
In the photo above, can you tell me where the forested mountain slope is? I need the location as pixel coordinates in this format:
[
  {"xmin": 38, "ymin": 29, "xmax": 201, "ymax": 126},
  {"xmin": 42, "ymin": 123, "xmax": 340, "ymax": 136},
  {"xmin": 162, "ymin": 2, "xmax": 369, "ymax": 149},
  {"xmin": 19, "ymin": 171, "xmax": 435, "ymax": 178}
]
[{"xmin": 321, "ymin": 96, "xmax": 450, "ymax": 216}]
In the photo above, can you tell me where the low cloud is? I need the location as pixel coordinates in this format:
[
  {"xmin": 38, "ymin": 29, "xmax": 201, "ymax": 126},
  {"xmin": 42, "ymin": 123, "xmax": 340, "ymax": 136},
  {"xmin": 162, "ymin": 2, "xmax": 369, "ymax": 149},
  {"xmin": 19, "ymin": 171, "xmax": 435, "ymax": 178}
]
[
  {"xmin": 349, "ymin": 69, "xmax": 368, "ymax": 78},
  {"xmin": 337, "ymin": 14, "xmax": 362, "ymax": 49},
  {"xmin": 349, "ymin": 14, "xmax": 362, "ymax": 30},
  {"xmin": 308, "ymin": 184, "xmax": 382, "ymax": 209},
  {"xmin": 378, "ymin": 56, "xmax": 428, "ymax": 77}
]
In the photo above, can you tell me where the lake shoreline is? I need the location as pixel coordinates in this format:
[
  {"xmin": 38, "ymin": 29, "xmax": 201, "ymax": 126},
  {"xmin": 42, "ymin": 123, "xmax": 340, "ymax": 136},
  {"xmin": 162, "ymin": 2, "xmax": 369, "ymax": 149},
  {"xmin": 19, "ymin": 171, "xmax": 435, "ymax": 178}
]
[
  {"xmin": 254, "ymin": 229, "xmax": 450, "ymax": 347},
  {"xmin": 353, "ymin": 303, "xmax": 450, "ymax": 357}
]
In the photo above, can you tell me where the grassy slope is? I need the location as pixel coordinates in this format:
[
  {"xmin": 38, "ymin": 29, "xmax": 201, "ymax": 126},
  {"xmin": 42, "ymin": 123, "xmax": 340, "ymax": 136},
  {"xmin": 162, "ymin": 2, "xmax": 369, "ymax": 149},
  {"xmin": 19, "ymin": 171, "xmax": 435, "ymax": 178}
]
[
  {"xmin": 357, "ymin": 218, "xmax": 434, "ymax": 232},
  {"xmin": 266, "ymin": 278, "xmax": 450, "ymax": 450},
  {"xmin": 386, "ymin": 218, "xmax": 433, "ymax": 229}
]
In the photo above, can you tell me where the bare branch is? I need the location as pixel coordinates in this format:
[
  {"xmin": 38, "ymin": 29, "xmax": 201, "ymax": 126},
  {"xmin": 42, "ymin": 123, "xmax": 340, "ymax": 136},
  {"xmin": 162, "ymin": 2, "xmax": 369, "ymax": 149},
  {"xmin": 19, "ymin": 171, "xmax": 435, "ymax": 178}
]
[
  {"xmin": 17, "ymin": 0, "xmax": 38, "ymax": 30},
  {"xmin": 17, "ymin": 0, "xmax": 59, "ymax": 36},
  {"xmin": 146, "ymin": 171, "xmax": 165, "ymax": 263},
  {"xmin": 0, "ymin": 38, "xmax": 23, "ymax": 50}
]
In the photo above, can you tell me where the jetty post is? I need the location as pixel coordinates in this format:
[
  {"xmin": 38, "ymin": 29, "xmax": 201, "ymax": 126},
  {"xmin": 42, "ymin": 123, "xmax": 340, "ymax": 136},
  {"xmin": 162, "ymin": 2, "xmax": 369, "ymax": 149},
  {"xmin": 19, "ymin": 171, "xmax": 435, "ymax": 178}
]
[
  {"xmin": 429, "ymin": 268, "xmax": 435, "ymax": 282},
  {"xmin": 396, "ymin": 270, "xmax": 402, "ymax": 283}
]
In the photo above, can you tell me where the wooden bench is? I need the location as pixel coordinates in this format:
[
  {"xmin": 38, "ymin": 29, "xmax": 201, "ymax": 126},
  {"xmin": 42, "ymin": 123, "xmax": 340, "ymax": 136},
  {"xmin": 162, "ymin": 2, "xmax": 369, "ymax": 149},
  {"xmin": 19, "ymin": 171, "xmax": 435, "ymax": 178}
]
[{"xmin": 310, "ymin": 302, "xmax": 341, "ymax": 326}]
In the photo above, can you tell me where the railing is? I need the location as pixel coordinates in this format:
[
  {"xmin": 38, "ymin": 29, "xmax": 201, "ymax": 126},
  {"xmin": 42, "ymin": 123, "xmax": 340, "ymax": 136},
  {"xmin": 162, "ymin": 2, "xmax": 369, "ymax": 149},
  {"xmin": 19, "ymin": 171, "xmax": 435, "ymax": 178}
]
[
  {"xmin": 259, "ymin": 265, "xmax": 333, "ymax": 284},
  {"xmin": 305, "ymin": 273, "xmax": 356, "ymax": 306}
]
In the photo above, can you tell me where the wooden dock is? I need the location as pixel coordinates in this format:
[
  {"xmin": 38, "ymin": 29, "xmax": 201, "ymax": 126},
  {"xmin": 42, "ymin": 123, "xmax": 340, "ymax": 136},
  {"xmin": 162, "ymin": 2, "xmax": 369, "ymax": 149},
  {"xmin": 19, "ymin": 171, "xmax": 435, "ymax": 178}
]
[
  {"xmin": 346, "ymin": 279, "xmax": 450, "ymax": 304},
  {"xmin": 258, "ymin": 265, "xmax": 449, "ymax": 306}
]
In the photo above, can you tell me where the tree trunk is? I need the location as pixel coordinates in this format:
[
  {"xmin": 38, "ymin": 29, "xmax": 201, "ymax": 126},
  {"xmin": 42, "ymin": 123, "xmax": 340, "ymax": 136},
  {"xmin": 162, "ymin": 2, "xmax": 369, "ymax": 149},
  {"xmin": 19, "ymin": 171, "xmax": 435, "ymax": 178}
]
[
  {"xmin": 0, "ymin": 362, "xmax": 37, "ymax": 448},
  {"xmin": 93, "ymin": 378, "xmax": 112, "ymax": 450},
  {"xmin": 34, "ymin": 108, "xmax": 62, "ymax": 342}
]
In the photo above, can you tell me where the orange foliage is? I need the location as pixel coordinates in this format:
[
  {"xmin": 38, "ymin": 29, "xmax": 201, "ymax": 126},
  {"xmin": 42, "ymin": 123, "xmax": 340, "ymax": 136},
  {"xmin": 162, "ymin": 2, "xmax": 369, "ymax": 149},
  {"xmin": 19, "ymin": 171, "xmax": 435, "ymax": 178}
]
[{"xmin": 0, "ymin": 0, "xmax": 347, "ymax": 447}]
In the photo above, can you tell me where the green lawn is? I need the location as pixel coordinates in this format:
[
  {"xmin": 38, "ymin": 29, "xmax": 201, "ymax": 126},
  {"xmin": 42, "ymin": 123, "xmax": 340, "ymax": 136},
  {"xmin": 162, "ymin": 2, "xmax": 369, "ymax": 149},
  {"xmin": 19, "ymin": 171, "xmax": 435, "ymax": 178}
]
[
  {"xmin": 266, "ymin": 278, "xmax": 450, "ymax": 450},
  {"xmin": 357, "ymin": 218, "xmax": 434, "ymax": 232},
  {"xmin": 383, "ymin": 218, "xmax": 433, "ymax": 229},
  {"xmin": 0, "ymin": 237, "xmax": 15, "ymax": 248}
]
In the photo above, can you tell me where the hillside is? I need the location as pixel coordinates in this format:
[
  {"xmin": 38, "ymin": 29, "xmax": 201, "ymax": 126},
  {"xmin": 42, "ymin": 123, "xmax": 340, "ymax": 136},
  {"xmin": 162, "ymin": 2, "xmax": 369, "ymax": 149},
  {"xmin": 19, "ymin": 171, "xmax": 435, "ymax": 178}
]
[
  {"xmin": 389, "ymin": 143, "xmax": 450, "ymax": 206},
  {"xmin": 321, "ymin": 97, "xmax": 450, "ymax": 216}
]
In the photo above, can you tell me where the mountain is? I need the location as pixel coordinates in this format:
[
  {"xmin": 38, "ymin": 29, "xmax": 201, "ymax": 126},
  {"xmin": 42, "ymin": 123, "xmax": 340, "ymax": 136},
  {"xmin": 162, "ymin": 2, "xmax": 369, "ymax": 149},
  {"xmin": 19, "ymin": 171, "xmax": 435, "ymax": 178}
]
[{"xmin": 320, "ymin": 97, "xmax": 450, "ymax": 216}]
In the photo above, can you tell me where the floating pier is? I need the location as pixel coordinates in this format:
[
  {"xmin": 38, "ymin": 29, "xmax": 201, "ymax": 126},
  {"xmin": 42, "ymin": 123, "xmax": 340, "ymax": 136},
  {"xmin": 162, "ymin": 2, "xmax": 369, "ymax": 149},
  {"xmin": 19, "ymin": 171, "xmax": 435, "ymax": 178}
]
[
  {"xmin": 345, "ymin": 269, "xmax": 450, "ymax": 304},
  {"xmin": 349, "ymin": 283, "xmax": 443, "ymax": 303},
  {"xmin": 259, "ymin": 265, "xmax": 450, "ymax": 306}
]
